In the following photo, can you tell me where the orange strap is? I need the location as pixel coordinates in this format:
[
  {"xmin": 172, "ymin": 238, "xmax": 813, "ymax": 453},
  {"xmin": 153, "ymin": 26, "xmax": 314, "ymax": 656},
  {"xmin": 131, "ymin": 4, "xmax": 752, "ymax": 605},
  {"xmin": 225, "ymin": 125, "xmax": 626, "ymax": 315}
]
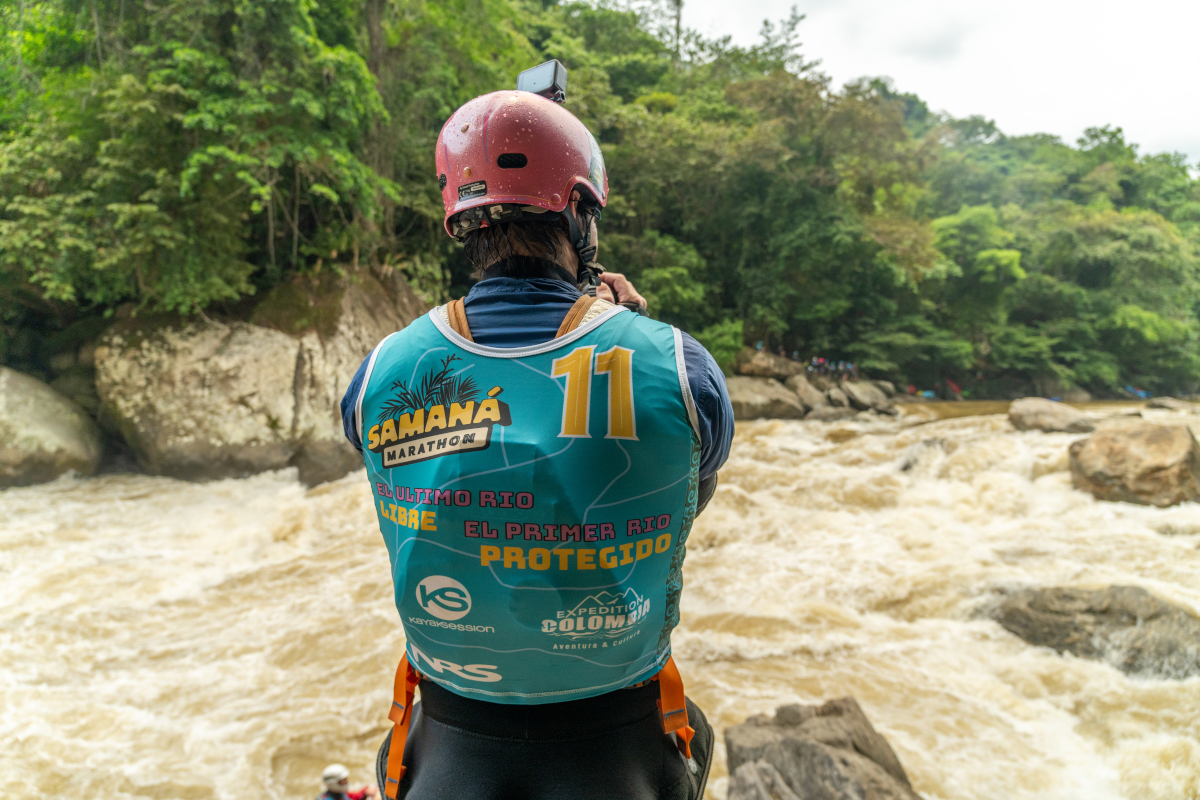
[
  {"xmin": 554, "ymin": 295, "xmax": 597, "ymax": 338},
  {"xmin": 446, "ymin": 298, "xmax": 474, "ymax": 342},
  {"xmin": 655, "ymin": 656, "xmax": 695, "ymax": 759},
  {"xmin": 383, "ymin": 655, "xmax": 421, "ymax": 800}
]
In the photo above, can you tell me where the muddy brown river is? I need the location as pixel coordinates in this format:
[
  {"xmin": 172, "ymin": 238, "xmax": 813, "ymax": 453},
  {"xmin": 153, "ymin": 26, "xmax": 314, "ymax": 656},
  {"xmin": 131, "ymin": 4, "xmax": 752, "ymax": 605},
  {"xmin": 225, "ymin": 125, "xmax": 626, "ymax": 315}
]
[{"xmin": 2, "ymin": 404, "xmax": 1198, "ymax": 799}]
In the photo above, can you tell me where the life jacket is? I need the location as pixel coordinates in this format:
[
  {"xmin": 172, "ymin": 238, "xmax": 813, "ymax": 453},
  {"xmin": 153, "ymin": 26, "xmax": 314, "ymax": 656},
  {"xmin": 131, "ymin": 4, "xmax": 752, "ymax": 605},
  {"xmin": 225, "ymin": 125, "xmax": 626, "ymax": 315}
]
[{"xmin": 355, "ymin": 296, "xmax": 700, "ymax": 797}]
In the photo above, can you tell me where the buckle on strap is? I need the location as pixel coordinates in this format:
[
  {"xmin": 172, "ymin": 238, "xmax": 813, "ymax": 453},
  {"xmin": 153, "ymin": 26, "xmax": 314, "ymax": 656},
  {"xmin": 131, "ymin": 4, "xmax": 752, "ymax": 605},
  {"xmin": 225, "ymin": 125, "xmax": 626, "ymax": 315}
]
[
  {"xmin": 384, "ymin": 654, "xmax": 421, "ymax": 800},
  {"xmin": 654, "ymin": 656, "xmax": 695, "ymax": 759}
]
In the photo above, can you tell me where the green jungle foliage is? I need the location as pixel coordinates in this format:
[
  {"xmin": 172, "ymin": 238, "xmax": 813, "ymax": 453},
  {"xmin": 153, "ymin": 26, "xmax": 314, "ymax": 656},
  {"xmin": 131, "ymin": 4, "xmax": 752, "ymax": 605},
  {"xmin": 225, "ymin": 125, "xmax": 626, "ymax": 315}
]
[{"xmin": 2, "ymin": 0, "xmax": 1198, "ymax": 396}]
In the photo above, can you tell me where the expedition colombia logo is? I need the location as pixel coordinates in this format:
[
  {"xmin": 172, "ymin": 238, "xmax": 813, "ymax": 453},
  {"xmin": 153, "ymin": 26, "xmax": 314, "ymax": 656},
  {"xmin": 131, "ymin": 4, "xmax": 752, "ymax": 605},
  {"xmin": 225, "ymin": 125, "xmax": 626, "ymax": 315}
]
[
  {"xmin": 367, "ymin": 354, "xmax": 511, "ymax": 468},
  {"xmin": 542, "ymin": 588, "xmax": 650, "ymax": 641}
]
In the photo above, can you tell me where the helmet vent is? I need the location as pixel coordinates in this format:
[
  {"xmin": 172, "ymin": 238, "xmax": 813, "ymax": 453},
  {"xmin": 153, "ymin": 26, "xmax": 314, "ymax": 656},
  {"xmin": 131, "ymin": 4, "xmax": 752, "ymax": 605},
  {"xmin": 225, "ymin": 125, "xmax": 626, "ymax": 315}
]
[
  {"xmin": 497, "ymin": 153, "xmax": 528, "ymax": 169},
  {"xmin": 438, "ymin": 173, "xmax": 447, "ymax": 190}
]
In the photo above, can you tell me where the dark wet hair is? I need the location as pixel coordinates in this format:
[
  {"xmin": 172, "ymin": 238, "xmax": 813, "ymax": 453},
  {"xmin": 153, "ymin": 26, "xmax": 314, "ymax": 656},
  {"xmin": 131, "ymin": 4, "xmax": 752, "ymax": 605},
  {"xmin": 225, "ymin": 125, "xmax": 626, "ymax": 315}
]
[{"xmin": 462, "ymin": 219, "xmax": 569, "ymax": 278}]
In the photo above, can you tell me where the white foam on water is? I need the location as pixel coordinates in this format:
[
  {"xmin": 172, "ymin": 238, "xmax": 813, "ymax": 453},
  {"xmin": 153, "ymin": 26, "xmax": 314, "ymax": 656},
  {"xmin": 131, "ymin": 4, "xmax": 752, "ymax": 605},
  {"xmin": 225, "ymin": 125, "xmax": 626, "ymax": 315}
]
[{"xmin": 1, "ymin": 407, "xmax": 1198, "ymax": 799}]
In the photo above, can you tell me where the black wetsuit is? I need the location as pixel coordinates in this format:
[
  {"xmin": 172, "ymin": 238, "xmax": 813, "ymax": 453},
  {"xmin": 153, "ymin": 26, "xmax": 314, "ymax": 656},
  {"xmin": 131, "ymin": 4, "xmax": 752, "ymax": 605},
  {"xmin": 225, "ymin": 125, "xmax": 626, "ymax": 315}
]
[{"xmin": 375, "ymin": 680, "xmax": 713, "ymax": 800}]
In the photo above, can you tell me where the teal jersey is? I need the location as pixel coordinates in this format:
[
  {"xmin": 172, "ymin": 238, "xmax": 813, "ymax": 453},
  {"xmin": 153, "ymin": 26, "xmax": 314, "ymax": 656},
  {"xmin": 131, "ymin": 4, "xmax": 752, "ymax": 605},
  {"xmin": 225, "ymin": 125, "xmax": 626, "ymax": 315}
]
[{"xmin": 355, "ymin": 304, "xmax": 700, "ymax": 704}]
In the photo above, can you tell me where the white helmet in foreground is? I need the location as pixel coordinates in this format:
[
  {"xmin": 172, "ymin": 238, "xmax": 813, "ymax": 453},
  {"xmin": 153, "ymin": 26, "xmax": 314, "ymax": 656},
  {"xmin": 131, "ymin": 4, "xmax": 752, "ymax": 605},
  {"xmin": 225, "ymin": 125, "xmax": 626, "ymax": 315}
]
[{"xmin": 322, "ymin": 763, "xmax": 351, "ymax": 792}]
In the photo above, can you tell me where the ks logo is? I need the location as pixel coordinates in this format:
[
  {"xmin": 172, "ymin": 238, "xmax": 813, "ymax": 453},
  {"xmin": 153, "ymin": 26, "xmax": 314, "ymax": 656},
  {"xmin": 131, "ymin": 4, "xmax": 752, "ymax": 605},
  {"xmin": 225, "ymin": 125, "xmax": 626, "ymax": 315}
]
[{"xmin": 416, "ymin": 575, "xmax": 472, "ymax": 621}]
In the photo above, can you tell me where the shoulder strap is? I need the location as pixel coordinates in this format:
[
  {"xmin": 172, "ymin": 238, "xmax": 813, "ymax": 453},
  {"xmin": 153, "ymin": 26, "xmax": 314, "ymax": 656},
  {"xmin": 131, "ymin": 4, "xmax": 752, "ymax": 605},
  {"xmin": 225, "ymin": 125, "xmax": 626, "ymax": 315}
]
[
  {"xmin": 555, "ymin": 296, "xmax": 597, "ymax": 338},
  {"xmin": 555, "ymin": 297, "xmax": 621, "ymax": 338},
  {"xmin": 446, "ymin": 299, "xmax": 474, "ymax": 342}
]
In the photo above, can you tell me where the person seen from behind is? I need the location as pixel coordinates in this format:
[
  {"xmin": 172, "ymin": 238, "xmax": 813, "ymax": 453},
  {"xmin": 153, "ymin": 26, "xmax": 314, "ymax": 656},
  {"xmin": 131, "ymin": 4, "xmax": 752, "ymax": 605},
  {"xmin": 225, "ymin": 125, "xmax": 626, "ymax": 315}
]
[{"xmin": 339, "ymin": 64, "xmax": 733, "ymax": 800}]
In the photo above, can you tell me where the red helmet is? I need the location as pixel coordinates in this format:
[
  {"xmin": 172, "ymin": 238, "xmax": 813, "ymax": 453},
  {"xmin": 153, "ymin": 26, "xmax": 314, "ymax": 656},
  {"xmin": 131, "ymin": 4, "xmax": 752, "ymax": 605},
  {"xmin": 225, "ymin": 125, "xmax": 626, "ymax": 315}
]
[{"xmin": 435, "ymin": 91, "xmax": 608, "ymax": 241}]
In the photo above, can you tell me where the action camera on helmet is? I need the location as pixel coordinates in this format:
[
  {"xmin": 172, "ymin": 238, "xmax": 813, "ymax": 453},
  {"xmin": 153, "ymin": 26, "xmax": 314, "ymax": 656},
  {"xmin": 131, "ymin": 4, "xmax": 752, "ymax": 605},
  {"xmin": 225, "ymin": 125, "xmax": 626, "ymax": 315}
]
[{"xmin": 516, "ymin": 60, "xmax": 568, "ymax": 103}]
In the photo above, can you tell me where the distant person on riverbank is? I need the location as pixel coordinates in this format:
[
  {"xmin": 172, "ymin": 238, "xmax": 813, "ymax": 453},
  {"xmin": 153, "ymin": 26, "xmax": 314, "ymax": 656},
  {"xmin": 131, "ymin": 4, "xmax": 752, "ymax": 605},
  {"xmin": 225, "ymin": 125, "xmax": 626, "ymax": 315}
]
[
  {"xmin": 317, "ymin": 764, "xmax": 378, "ymax": 800},
  {"xmin": 339, "ymin": 72, "xmax": 731, "ymax": 800}
]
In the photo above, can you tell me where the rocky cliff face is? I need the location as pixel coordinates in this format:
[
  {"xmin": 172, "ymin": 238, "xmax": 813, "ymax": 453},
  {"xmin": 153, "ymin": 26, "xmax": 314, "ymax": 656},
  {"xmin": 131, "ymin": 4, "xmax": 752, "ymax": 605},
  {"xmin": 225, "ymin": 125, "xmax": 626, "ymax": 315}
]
[{"xmin": 95, "ymin": 268, "xmax": 427, "ymax": 485}]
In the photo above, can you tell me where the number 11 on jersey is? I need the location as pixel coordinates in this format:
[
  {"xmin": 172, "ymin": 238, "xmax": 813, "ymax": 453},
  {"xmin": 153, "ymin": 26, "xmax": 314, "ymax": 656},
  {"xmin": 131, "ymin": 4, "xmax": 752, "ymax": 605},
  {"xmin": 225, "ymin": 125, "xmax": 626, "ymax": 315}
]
[{"xmin": 552, "ymin": 345, "xmax": 637, "ymax": 440}]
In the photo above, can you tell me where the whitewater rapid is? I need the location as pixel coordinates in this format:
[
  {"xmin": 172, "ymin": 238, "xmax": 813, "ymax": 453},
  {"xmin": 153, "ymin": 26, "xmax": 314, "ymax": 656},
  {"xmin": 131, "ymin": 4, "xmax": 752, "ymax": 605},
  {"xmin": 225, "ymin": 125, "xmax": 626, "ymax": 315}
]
[{"xmin": 2, "ymin": 405, "xmax": 1198, "ymax": 799}]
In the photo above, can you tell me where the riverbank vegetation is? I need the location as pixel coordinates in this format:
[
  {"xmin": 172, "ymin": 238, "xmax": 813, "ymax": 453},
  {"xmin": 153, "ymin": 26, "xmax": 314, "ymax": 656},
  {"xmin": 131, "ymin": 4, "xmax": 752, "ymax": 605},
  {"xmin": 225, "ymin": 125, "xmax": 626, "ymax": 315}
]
[{"xmin": 2, "ymin": 0, "xmax": 1198, "ymax": 397}]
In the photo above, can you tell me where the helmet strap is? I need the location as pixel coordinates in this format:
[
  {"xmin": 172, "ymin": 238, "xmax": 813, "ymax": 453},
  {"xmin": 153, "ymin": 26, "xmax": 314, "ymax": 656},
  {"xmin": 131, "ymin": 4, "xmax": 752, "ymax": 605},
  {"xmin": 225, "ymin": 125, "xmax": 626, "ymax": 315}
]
[{"xmin": 562, "ymin": 206, "xmax": 604, "ymax": 295}]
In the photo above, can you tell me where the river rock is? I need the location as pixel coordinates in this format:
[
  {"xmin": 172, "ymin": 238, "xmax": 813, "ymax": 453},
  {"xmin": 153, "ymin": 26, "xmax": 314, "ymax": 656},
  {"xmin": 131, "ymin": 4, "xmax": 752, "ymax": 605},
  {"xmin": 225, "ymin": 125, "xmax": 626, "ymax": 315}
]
[
  {"xmin": 1008, "ymin": 397, "xmax": 1095, "ymax": 433},
  {"xmin": 785, "ymin": 374, "xmax": 829, "ymax": 410},
  {"xmin": 734, "ymin": 348, "xmax": 805, "ymax": 380},
  {"xmin": 993, "ymin": 586, "xmax": 1200, "ymax": 679},
  {"xmin": 843, "ymin": 381, "xmax": 892, "ymax": 412},
  {"xmin": 96, "ymin": 268, "xmax": 426, "ymax": 484},
  {"xmin": 727, "ymin": 376, "xmax": 807, "ymax": 420},
  {"xmin": 726, "ymin": 697, "xmax": 921, "ymax": 800},
  {"xmin": 1147, "ymin": 397, "xmax": 1196, "ymax": 412},
  {"xmin": 1068, "ymin": 423, "xmax": 1200, "ymax": 507},
  {"xmin": 0, "ymin": 367, "xmax": 103, "ymax": 486},
  {"xmin": 827, "ymin": 387, "xmax": 850, "ymax": 408}
]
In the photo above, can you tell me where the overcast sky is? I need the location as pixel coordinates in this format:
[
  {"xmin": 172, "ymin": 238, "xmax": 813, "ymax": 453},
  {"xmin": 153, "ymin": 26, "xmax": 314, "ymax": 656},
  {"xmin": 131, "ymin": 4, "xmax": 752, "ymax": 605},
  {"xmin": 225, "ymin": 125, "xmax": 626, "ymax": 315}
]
[{"xmin": 681, "ymin": 0, "xmax": 1200, "ymax": 163}]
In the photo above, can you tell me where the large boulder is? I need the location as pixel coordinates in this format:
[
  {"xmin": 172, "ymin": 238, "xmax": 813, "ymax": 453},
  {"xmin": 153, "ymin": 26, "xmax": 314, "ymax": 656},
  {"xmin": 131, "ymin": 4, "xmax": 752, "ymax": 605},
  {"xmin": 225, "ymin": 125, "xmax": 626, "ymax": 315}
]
[
  {"xmin": 1008, "ymin": 397, "xmax": 1095, "ymax": 433},
  {"xmin": 96, "ymin": 268, "xmax": 427, "ymax": 485},
  {"xmin": 843, "ymin": 381, "xmax": 892, "ymax": 412},
  {"xmin": 734, "ymin": 348, "xmax": 805, "ymax": 380},
  {"xmin": 785, "ymin": 374, "xmax": 829, "ymax": 411},
  {"xmin": 726, "ymin": 376, "xmax": 807, "ymax": 421},
  {"xmin": 727, "ymin": 698, "xmax": 921, "ymax": 800},
  {"xmin": 1068, "ymin": 423, "xmax": 1200, "ymax": 507},
  {"xmin": 96, "ymin": 321, "xmax": 302, "ymax": 481},
  {"xmin": 827, "ymin": 387, "xmax": 850, "ymax": 408},
  {"xmin": 993, "ymin": 586, "xmax": 1200, "ymax": 679},
  {"xmin": 0, "ymin": 367, "xmax": 103, "ymax": 486}
]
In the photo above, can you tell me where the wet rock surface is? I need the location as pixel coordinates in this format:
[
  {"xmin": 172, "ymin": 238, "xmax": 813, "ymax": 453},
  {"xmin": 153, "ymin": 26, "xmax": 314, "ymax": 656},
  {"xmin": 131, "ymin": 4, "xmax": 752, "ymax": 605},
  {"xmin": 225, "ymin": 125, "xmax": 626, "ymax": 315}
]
[
  {"xmin": 993, "ymin": 586, "xmax": 1200, "ymax": 679},
  {"xmin": 727, "ymin": 376, "xmax": 808, "ymax": 421},
  {"xmin": 1068, "ymin": 423, "xmax": 1200, "ymax": 507},
  {"xmin": 0, "ymin": 367, "xmax": 103, "ymax": 487},
  {"xmin": 1008, "ymin": 397, "xmax": 1096, "ymax": 433},
  {"xmin": 96, "ymin": 270, "xmax": 426, "ymax": 484},
  {"xmin": 726, "ymin": 698, "xmax": 921, "ymax": 800},
  {"xmin": 734, "ymin": 348, "xmax": 805, "ymax": 380}
]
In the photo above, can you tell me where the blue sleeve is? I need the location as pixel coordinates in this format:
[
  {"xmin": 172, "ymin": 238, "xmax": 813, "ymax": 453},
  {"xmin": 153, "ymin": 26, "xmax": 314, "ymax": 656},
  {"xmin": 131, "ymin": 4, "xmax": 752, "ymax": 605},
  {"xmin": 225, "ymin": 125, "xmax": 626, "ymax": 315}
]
[
  {"xmin": 340, "ymin": 355, "xmax": 372, "ymax": 454},
  {"xmin": 679, "ymin": 332, "xmax": 733, "ymax": 479}
]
